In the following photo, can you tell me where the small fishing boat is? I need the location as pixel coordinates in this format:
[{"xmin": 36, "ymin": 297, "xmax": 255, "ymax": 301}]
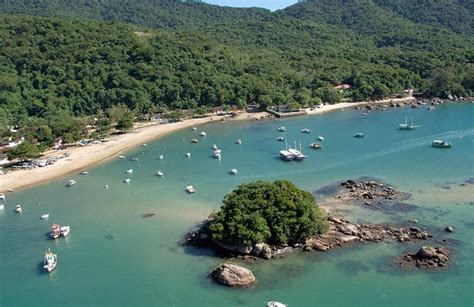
[
  {"xmin": 118, "ymin": 155, "xmax": 126, "ymax": 160},
  {"xmin": 61, "ymin": 225, "xmax": 71, "ymax": 237},
  {"xmin": 80, "ymin": 171, "xmax": 89, "ymax": 175},
  {"xmin": 267, "ymin": 301, "xmax": 287, "ymax": 307},
  {"xmin": 432, "ymin": 140, "xmax": 452, "ymax": 148},
  {"xmin": 301, "ymin": 128, "xmax": 311, "ymax": 133},
  {"xmin": 191, "ymin": 139, "xmax": 198, "ymax": 143},
  {"xmin": 192, "ymin": 127, "xmax": 197, "ymax": 131},
  {"xmin": 310, "ymin": 143, "xmax": 322, "ymax": 149},
  {"xmin": 230, "ymin": 168, "xmax": 238, "ymax": 175},
  {"xmin": 50, "ymin": 224, "xmax": 61, "ymax": 239},
  {"xmin": 125, "ymin": 169, "xmax": 133, "ymax": 174},
  {"xmin": 214, "ymin": 152, "xmax": 221, "ymax": 159},
  {"xmin": 0, "ymin": 204, "xmax": 4, "ymax": 210},
  {"xmin": 43, "ymin": 249, "xmax": 57, "ymax": 273},
  {"xmin": 104, "ymin": 185, "xmax": 109, "ymax": 190},
  {"xmin": 277, "ymin": 136, "xmax": 285, "ymax": 142},
  {"xmin": 278, "ymin": 127, "xmax": 286, "ymax": 132},
  {"xmin": 156, "ymin": 171, "xmax": 164, "ymax": 177},
  {"xmin": 66, "ymin": 179, "xmax": 77, "ymax": 187},
  {"xmin": 142, "ymin": 143, "xmax": 148, "ymax": 147},
  {"xmin": 354, "ymin": 132, "xmax": 365, "ymax": 138},
  {"xmin": 317, "ymin": 136, "xmax": 325, "ymax": 141},
  {"xmin": 235, "ymin": 139, "xmax": 242, "ymax": 144},
  {"xmin": 158, "ymin": 155, "xmax": 164, "ymax": 160},
  {"xmin": 124, "ymin": 178, "xmax": 131, "ymax": 184},
  {"xmin": 212, "ymin": 144, "xmax": 218, "ymax": 150},
  {"xmin": 186, "ymin": 185, "xmax": 196, "ymax": 194},
  {"xmin": 0, "ymin": 193, "xmax": 5, "ymax": 200},
  {"xmin": 130, "ymin": 157, "xmax": 140, "ymax": 161},
  {"xmin": 199, "ymin": 131, "xmax": 207, "ymax": 137},
  {"xmin": 15, "ymin": 205, "xmax": 22, "ymax": 213},
  {"xmin": 7, "ymin": 189, "xmax": 13, "ymax": 192},
  {"xmin": 186, "ymin": 152, "xmax": 191, "ymax": 158},
  {"xmin": 40, "ymin": 214, "xmax": 50, "ymax": 220}
]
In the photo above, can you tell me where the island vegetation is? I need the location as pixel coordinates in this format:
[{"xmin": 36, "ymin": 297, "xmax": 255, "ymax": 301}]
[{"xmin": 0, "ymin": 0, "xmax": 472, "ymax": 159}]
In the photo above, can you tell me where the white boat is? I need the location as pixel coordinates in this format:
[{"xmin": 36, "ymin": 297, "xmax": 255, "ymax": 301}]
[
  {"xmin": 280, "ymin": 150, "xmax": 294, "ymax": 161},
  {"xmin": 158, "ymin": 155, "xmax": 164, "ymax": 160},
  {"xmin": 15, "ymin": 205, "xmax": 22, "ymax": 213},
  {"xmin": 354, "ymin": 132, "xmax": 365, "ymax": 138},
  {"xmin": 156, "ymin": 171, "xmax": 164, "ymax": 177},
  {"xmin": 278, "ymin": 127, "xmax": 286, "ymax": 132},
  {"xmin": 214, "ymin": 152, "xmax": 221, "ymax": 159},
  {"xmin": 317, "ymin": 136, "xmax": 325, "ymax": 141},
  {"xmin": 277, "ymin": 137, "xmax": 285, "ymax": 142},
  {"xmin": 310, "ymin": 143, "xmax": 322, "ymax": 149},
  {"xmin": 0, "ymin": 204, "xmax": 4, "ymax": 210},
  {"xmin": 186, "ymin": 185, "xmax": 196, "ymax": 194},
  {"xmin": 199, "ymin": 131, "xmax": 207, "ymax": 137},
  {"xmin": 301, "ymin": 128, "xmax": 311, "ymax": 133},
  {"xmin": 50, "ymin": 224, "xmax": 61, "ymax": 239},
  {"xmin": 267, "ymin": 301, "xmax": 287, "ymax": 307},
  {"xmin": 186, "ymin": 153, "xmax": 191, "ymax": 158},
  {"xmin": 0, "ymin": 193, "xmax": 5, "ymax": 200},
  {"xmin": 235, "ymin": 139, "xmax": 242, "ymax": 144},
  {"xmin": 288, "ymin": 142, "xmax": 307, "ymax": 160},
  {"xmin": 191, "ymin": 138, "xmax": 198, "ymax": 143},
  {"xmin": 230, "ymin": 168, "xmax": 238, "ymax": 175},
  {"xmin": 43, "ymin": 249, "xmax": 57, "ymax": 273},
  {"xmin": 130, "ymin": 157, "xmax": 140, "ymax": 161},
  {"xmin": 104, "ymin": 185, "xmax": 109, "ymax": 190},
  {"xmin": 432, "ymin": 140, "xmax": 452, "ymax": 148},
  {"xmin": 80, "ymin": 171, "xmax": 89, "ymax": 175},
  {"xmin": 212, "ymin": 144, "xmax": 218, "ymax": 150},
  {"xmin": 124, "ymin": 178, "xmax": 131, "ymax": 184},
  {"xmin": 399, "ymin": 117, "xmax": 419, "ymax": 130},
  {"xmin": 7, "ymin": 189, "xmax": 13, "ymax": 192},
  {"xmin": 142, "ymin": 143, "xmax": 148, "ymax": 147},
  {"xmin": 60, "ymin": 225, "xmax": 71, "ymax": 237},
  {"xmin": 192, "ymin": 127, "xmax": 197, "ymax": 131},
  {"xmin": 40, "ymin": 214, "xmax": 50, "ymax": 220},
  {"xmin": 66, "ymin": 179, "xmax": 77, "ymax": 187},
  {"xmin": 118, "ymin": 155, "xmax": 126, "ymax": 160},
  {"xmin": 126, "ymin": 169, "xmax": 133, "ymax": 174}
]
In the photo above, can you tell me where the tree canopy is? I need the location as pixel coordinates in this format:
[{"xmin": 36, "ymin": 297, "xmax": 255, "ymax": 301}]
[{"xmin": 208, "ymin": 180, "xmax": 329, "ymax": 246}]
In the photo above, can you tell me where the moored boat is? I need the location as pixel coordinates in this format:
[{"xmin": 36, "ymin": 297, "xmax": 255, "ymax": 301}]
[
  {"xmin": 60, "ymin": 225, "xmax": 71, "ymax": 237},
  {"xmin": 43, "ymin": 249, "xmax": 57, "ymax": 273},
  {"xmin": 0, "ymin": 193, "xmax": 5, "ymax": 200},
  {"xmin": 280, "ymin": 150, "xmax": 294, "ymax": 161},
  {"xmin": 212, "ymin": 144, "xmax": 218, "ymax": 150},
  {"xmin": 66, "ymin": 179, "xmax": 77, "ymax": 187},
  {"xmin": 125, "ymin": 169, "xmax": 133, "ymax": 174},
  {"xmin": 235, "ymin": 139, "xmax": 242, "ymax": 144},
  {"xmin": 40, "ymin": 214, "xmax": 50, "ymax": 220},
  {"xmin": 267, "ymin": 301, "xmax": 287, "ymax": 307},
  {"xmin": 317, "ymin": 136, "xmax": 325, "ymax": 141},
  {"xmin": 80, "ymin": 171, "xmax": 89, "ymax": 175},
  {"xmin": 354, "ymin": 132, "xmax": 365, "ymax": 138},
  {"xmin": 15, "ymin": 205, "xmax": 22, "ymax": 213},
  {"xmin": 142, "ymin": 143, "xmax": 148, "ymax": 147},
  {"xmin": 186, "ymin": 185, "xmax": 196, "ymax": 194},
  {"xmin": 0, "ymin": 204, "xmax": 4, "ymax": 210},
  {"xmin": 230, "ymin": 168, "xmax": 238, "ymax": 175},
  {"xmin": 124, "ymin": 178, "xmax": 131, "ymax": 184},
  {"xmin": 277, "ymin": 136, "xmax": 285, "ymax": 142},
  {"xmin": 399, "ymin": 117, "xmax": 419, "ymax": 130},
  {"xmin": 156, "ymin": 171, "xmax": 164, "ymax": 177},
  {"xmin": 301, "ymin": 128, "xmax": 311, "ymax": 133},
  {"xmin": 432, "ymin": 140, "xmax": 452, "ymax": 148},
  {"xmin": 50, "ymin": 224, "xmax": 61, "ymax": 239},
  {"xmin": 130, "ymin": 157, "xmax": 140, "ymax": 161},
  {"xmin": 199, "ymin": 131, "xmax": 207, "ymax": 137},
  {"xmin": 310, "ymin": 142, "xmax": 322, "ymax": 149},
  {"xmin": 118, "ymin": 155, "xmax": 126, "ymax": 160},
  {"xmin": 278, "ymin": 126, "xmax": 286, "ymax": 132},
  {"xmin": 158, "ymin": 155, "xmax": 164, "ymax": 160},
  {"xmin": 186, "ymin": 152, "xmax": 191, "ymax": 158},
  {"xmin": 191, "ymin": 138, "xmax": 198, "ymax": 143}
]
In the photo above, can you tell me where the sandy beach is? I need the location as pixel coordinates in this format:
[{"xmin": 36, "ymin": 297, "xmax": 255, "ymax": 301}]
[{"xmin": 0, "ymin": 97, "xmax": 414, "ymax": 192}]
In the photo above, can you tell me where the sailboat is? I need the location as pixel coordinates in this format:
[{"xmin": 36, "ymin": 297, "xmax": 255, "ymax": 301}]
[
  {"xmin": 399, "ymin": 117, "xmax": 419, "ymax": 130},
  {"xmin": 288, "ymin": 142, "xmax": 307, "ymax": 161}
]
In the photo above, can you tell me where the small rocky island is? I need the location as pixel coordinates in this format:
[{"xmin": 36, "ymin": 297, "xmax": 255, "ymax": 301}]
[{"xmin": 184, "ymin": 180, "xmax": 451, "ymax": 287}]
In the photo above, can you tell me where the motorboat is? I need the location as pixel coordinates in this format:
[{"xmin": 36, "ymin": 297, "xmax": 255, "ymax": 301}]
[
  {"xmin": 267, "ymin": 301, "xmax": 287, "ymax": 307},
  {"xmin": 0, "ymin": 204, "xmax": 4, "ymax": 210},
  {"xmin": 43, "ymin": 249, "xmax": 57, "ymax": 273},
  {"xmin": 212, "ymin": 144, "xmax": 218, "ymax": 150},
  {"xmin": 142, "ymin": 143, "xmax": 148, "ymax": 147},
  {"xmin": 277, "ymin": 127, "xmax": 286, "ymax": 132},
  {"xmin": 15, "ymin": 205, "xmax": 22, "ymax": 213},
  {"xmin": 7, "ymin": 189, "xmax": 13, "ymax": 192},
  {"xmin": 0, "ymin": 193, "xmax": 5, "ymax": 200},
  {"xmin": 186, "ymin": 185, "xmax": 196, "ymax": 194},
  {"xmin": 66, "ymin": 179, "xmax": 77, "ymax": 187},
  {"xmin": 124, "ymin": 178, "xmax": 131, "ymax": 184},
  {"xmin": 61, "ymin": 225, "xmax": 71, "ymax": 237},
  {"xmin": 310, "ymin": 143, "xmax": 322, "ymax": 149},
  {"xmin": 354, "ymin": 132, "xmax": 365, "ymax": 138},
  {"xmin": 104, "ymin": 185, "xmax": 109, "ymax": 190},
  {"xmin": 399, "ymin": 117, "xmax": 419, "ymax": 130},
  {"xmin": 126, "ymin": 169, "xmax": 133, "ymax": 174},
  {"xmin": 158, "ymin": 155, "xmax": 164, "ymax": 160},
  {"xmin": 192, "ymin": 127, "xmax": 197, "ymax": 131},
  {"xmin": 432, "ymin": 140, "xmax": 452, "ymax": 148},
  {"xmin": 130, "ymin": 157, "xmax": 140, "ymax": 161},
  {"xmin": 80, "ymin": 171, "xmax": 89, "ymax": 175},
  {"xmin": 280, "ymin": 150, "xmax": 294, "ymax": 161},
  {"xmin": 40, "ymin": 214, "xmax": 50, "ymax": 220},
  {"xmin": 317, "ymin": 136, "xmax": 325, "ymax": 141},
  {"xmin": 230, "ymin": 168, "xmax": 238, "ymax": 175},
  {"xmin": 186, "ymin": 152, "xmax": 191, "ymax": 158},
  {"xmin": 301, "ymin": 128, "xmax": 311, "ymax": 133},
  {"xmin": 199, "ymin": 131, "xmax": 207, "ymax": 137},
  {"xmin": 50, "ymin": 224, "xmax": 61, "ymax": 239},
  {"xmin": 235, "ymin": 139, "xmax": 242, "ymax": 144},
  {"xmin": 213, "ymin": 152, "xmax": 221, "ymax": 159},
  {"xmin": 118, "ymin": 155, "xmax": 126, "ymax": 160},
  {"xmin": 191, "ymin": 139, "xmax": 198, "ymax": 143},
  {"xmin": 156, "ymin": 171, "xmax": 164, "ymax": 177},
  {"xmin": 277, "ymin": 136, "xmax": 285, "ymax": 142}
]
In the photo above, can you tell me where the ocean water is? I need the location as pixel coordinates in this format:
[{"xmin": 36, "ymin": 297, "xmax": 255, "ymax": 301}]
[{"xmin": 1, "ymin": 103, "xmax": 473, "ymax": 306}]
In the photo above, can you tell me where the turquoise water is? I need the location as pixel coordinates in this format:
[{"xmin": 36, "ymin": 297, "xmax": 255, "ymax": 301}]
[{"xmin": 1, "ymin": 104, "xmax": 473, "ymax": 306}]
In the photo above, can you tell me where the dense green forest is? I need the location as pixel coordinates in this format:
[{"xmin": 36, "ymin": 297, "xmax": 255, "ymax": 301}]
[{"xmin": 0, "ymin": 0, "xmax": 472, "ymax": 152}]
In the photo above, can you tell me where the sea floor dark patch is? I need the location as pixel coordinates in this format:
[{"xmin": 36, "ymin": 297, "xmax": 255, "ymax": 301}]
[
  {"xmin": 142, "ymin": 213, "xmax": 156, "ymax": 218},
  {"xmin": 104, "ymin": 234, "xmax": 114, "ymax": 240},
  {"xmin": 337, "ymin": 260, "xmax": 370, "ymax": 277}
]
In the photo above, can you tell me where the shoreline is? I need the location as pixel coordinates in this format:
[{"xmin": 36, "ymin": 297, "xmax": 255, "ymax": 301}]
[{"xmin": 0, "ymin": 97, "xmax": 416, "ymax": 192}]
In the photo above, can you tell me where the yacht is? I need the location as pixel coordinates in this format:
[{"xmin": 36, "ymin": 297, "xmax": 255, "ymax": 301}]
[
  {"xmin": 230, "ymin": 168, "xmax": 238, "ymax": 175},
  {"xmin": 199, "ymin": 131, "xmax": 207, "ymax": 137},
  {"xmin": 288, "ymin": 142, "xmax": 307, "ymax": 160},
  {"xmin": 156, "ymin": 171, "xmax": 164, "ymax": 177},
  {"xmin": 125, "ymin": 169, "xmax": 133, "ymax": 174},
  {"xmin": 399, "ymin": 117, "xmax": 419, "ymax": 130},
  {"xmin": 354, "ymin": 132, "xmax": 365, "ymax": 138},
  {"xmin": 277, "ymin": 126, "xmax": 286, "ymax": 132},
  {"xmin": 280, "ymin": 150, "xmax": 294, "ymax": 161},
  {"xmin": 43, "ymin": 249, "xmax": 57, "ymax": 273},
  {"xmin": 186, "ymin": 185, "xmax": 196, "ymax": 194},
  {"xmin": 50, "ymin": 224, "xmax": 61, "ymax": 239},
  {"xmin": 317, "ymin": 136, "xmax": 325, "ymax": 141},
  {"xmin": 124, "ymin": 178, "xmax": 131, "ymax": 184},
  {"xmin": 301, "ymin": 128, "xmax": 311, "ymax": 133},
  {"xmin": 267, "ymin": 302, "xmax": 287, "ymax": 307},
  {"xmin": 40, "ymin": 214, "xmax": 50, "ymax": 220},
  {"xmin": 235, "ymin": 139, "xmax": 242, "ymax": 144},
  {"xmin": 61, "ymin": 225, "xmax": 71, "ymax": 237},
  {"xmin": 15, "ymin": 205, "xmax": 22, "ymax": 213},
  {"xmin": 432, "ymin": 140, "xmax": 452, "ymax": 148},
  {"xmin": 310, "ymin": 142, "xmax": 322, "ymax": 149},
  {"xmin": 66, "ymin": 179, "xmax": 77, "ymax": 187}
]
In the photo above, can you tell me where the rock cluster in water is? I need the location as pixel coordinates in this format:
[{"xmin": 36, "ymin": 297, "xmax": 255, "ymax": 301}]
[
  {"xmin": 211, "ymin": 263, "xmax": 256, "ymax": 287},
  {"xmin": 399, "ymin": 246, "xmax": 450, "ymax": 269},
  {"xmin": 339, "ymin": 179, "xmax": 401, "ymax": 201}
]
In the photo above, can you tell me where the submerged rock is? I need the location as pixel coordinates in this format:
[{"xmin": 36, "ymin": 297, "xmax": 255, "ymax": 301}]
[
  {"xmin": 212, "ymin": 263, "xmax": 256, "ymax": 287},
  {"xmin": 400, "ymin": 246, "xmax": 450, "ymax": 269}
]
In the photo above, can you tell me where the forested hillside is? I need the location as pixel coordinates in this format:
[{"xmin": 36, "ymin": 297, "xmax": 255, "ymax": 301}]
[{"xmin": 0, "ymin": 0, "xmax": 472, "ymax": 149}]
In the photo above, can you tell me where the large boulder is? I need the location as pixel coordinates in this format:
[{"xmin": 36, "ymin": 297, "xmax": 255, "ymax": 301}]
[
  {"xmin": 416, "ymin": 246, "xmax": 436, "ymax": 259},
  {"xmin": 212, "ymin": 264, "xmax": 256, "ymax": 287}
]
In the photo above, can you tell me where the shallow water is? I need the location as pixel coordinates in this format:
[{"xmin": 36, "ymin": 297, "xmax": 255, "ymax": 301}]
[{"xmin": 1, "ymin": 104, "xmax": 473, "ymax": 306}]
